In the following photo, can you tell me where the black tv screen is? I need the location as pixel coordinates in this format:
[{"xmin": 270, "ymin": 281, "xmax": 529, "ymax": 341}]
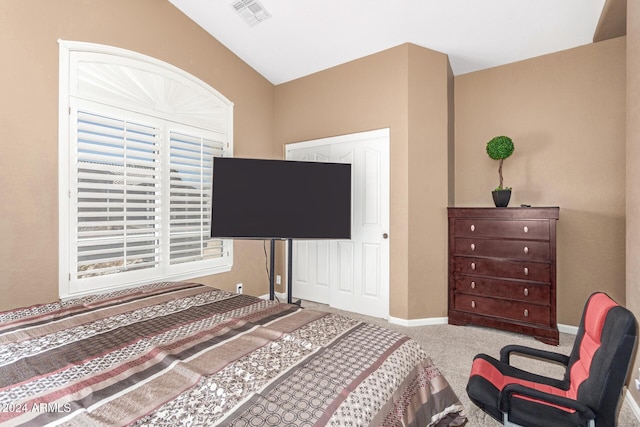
[{"xmin": 211, "ymin": 157, "xmax": 351, "ymax": 239}]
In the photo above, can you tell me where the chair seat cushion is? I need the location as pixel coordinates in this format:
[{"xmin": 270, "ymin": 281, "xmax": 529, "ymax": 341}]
[{"xmin": 467, "ymin": 355, "xmax": 592, "ymax": 427}]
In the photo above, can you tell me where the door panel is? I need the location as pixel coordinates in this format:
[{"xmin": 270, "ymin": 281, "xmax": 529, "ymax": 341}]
[
  {"xmin": 364, "ymin": 148, "xmax": 380, "ymax": 226},
  {"xmin": 316, "ymin": 241, "xmax": 330, "ymax": 286},
  {"xmin": 363, "ymin": 243, "xmax": 380, "ymax": 297},
  {"xmin": 296, "ymin": 241, "xmax": 309, "ymax": 284},
  {"xmin": 338, "ymin": 241, "xmax": 354, "ymax": 293}
]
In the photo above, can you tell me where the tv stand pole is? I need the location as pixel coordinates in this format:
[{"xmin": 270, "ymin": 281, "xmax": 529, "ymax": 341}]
[
  {"xmin": 269, "ymin": 239, "xmax": 275, "ymax": 300},
  {"xmin": 287, "ymin": 239, "xmax": 301, "ymax": 306},
  {"xmin": 287, "ymin": 239, "xmax": 293, "ymax": 304}
]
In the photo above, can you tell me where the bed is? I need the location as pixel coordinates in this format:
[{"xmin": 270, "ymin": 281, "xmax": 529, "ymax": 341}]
[{"xmin": 0, "ymin": 282, "xmax": 466, "ymax": 426}]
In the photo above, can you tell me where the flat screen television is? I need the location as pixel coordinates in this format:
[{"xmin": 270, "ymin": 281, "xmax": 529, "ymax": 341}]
[{"xmin": 210, "ymin": 157, "xmax": 351, "ymax": 239}]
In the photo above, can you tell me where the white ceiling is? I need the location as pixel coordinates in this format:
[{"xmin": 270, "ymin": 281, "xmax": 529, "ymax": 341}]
[{"xmin": 168, "ymin": 0, "xmax": 606, "ymax": 85}]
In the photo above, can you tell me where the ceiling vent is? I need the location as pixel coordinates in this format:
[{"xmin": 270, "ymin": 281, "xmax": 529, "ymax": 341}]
[{"xmin": 231, "ymin": 0, "xmax": 271, "ymax": 27}]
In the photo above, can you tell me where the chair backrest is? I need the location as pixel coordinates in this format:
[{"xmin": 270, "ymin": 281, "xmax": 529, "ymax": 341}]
[{"xmin": 564, "ymin": 292, "xmax": 637, "ymax": 427}]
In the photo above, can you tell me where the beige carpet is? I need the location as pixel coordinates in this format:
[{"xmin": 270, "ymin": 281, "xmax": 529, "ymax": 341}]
[{"xmin": 301, "ymin": 300, "xmax": 639, "ymax": 427}]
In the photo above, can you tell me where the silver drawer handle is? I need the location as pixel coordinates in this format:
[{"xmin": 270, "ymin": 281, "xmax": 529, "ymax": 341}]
[
  {"xmin": 524, "ymin": 309, "xmax": 529, "ymax": 317},
  {"xmin": 471, "ymin": 243, "xmax": 475, "ymax": 251},
  {"xmin": 471, "ymin": 262, "xmax": 476, "ymax": 270},
  {"xmin": 471, "ymin": 300, "xmax": 476, "ymax": 309},
  {"xmin": 470, "ymin": 224, "xmax": 475, "ymax": 232},
  {"xmin": 524, "ymin": 288, "xmax": 529, "ymax": 296},
  {"xmin": 524, "ymin": 246, "xmax": 529, "ymax": 254},
  {"xmin": 524, "ymin": 226, "xmax": 529, "ymax": 233},
  {"xmin": 524, "ymin": 267, "xmax": 529, "ymax": 276},
  {"xmin": 471, "ymin": 281, "xmax": 476, "ymax": 289}
]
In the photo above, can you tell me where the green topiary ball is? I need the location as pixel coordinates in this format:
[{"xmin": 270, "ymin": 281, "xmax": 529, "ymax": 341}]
[{"xmin": 486, "ymin": 136, "xmax": 514, "ymax": 160}]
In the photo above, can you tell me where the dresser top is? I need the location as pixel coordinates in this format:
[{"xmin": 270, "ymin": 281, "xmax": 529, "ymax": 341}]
[{"xmin": 448, "ymin": 206, "xmax": 559, "ymax": 220}]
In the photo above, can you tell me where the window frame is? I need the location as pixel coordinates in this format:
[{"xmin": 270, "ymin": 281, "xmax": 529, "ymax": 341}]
[{"xmin": 58, "ymin": 40, "xmax": 233, "ymax": 299}]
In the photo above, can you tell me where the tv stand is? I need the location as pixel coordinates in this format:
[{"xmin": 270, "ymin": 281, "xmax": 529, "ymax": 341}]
[{"xmin": 268, "ymin": 238, "xmax": 301, "ymax": 306}]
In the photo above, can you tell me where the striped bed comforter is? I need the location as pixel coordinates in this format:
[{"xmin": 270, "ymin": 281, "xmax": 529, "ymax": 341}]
[{"xmin": 0, "ymin": 282, "xmax": 465, "ymax": 426}]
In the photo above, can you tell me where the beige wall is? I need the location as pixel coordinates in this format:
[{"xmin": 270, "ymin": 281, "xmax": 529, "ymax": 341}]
[
  {"xmin": 626, "ymin": 0, "xmax": 640, "ymax": 405},
  {"xmin": 454, "ymin": 37, "xmax": 627, "ymax": 325},
  {"xmin": 406, "ymin": 45, "xmax": 454, "ymax": 319},
  {"xmin": 274, "ymin": 44, "xmax": 452, "ymax": 319},
  {"xmin": 0, "ymin": 0, "xmax": 275, "ymax": 310}
]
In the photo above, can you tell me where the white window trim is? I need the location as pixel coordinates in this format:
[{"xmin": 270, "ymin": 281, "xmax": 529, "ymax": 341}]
[{"xmin": 58, "ymin": 40, "xmax": 234, "ymax": 299}]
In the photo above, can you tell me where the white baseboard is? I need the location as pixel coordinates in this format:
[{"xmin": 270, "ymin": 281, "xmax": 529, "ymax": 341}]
[
  {"xmin": 259, "ymin": 292, "xmax": 288, "ymax": 301},
  {"xmin": 388, "ymin": 316, "xmax": 448, "ymax": 327},
  {"xmin": 259, "ymin": 296, "xmax": 583, "ymax": 335},
  {"xmin": 626, "ymin": 389, "xmax": 640, "ymax": 422},
  {"xmin": 386, "ymin": 317, "xmax": 580, "ymax": 334},
  {"xmin": 558, "ymin": 323, "xmax": 579, "ymax": 335},
  {"xmin": 255, "ymin": 303, "xmax": 582, "ymax": 336}
]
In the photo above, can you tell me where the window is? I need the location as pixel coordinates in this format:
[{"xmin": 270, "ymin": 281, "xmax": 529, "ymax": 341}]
[{"xmin": 59, "ymin": 41, "xmax": 233, "ymax": 298}]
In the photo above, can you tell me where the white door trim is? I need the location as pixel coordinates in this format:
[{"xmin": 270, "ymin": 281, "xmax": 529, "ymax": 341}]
[{"xmin": 287, "ymin": 128, "xmax": 389, "ymax": 150}]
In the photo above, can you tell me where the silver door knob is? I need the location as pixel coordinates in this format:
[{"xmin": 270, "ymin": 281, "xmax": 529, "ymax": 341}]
[{"xmin": 382, "ymin": 233, "xmax": 389, "ymax": 239}]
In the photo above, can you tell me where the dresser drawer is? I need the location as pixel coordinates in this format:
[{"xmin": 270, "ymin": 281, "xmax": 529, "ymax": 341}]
[
  {"xmin": 453, "ymin": 257, "xmax": 551, "ymax": 282},
  {"xmin": 454, "ymin": 294, "xmax": 550, "ymax": 326},
  {"xmin": 454, "ymin": 237, "xmax": 550, "ymax": 261},
  {"xmin": 454, "ymin": 219, "xmax": 550, "ymax": 240},
  {"xmin": 454, "ymin": 276, "xmax": 550, "ymax": 304}
]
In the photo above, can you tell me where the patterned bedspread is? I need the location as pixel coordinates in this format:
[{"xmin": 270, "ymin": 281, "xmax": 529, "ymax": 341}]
[{"xmin": 0, "ymin": 282, "xmax": 465, "ymax": 426}]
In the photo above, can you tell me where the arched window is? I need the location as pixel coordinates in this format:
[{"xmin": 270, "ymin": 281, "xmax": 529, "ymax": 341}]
[{"xmin": 58, "ymin": 41, "xmax": 233, "ymax": 298}]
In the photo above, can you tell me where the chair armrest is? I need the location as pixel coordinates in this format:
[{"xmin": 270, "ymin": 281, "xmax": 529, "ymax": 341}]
[
  {"xmin": 499, "ymin": 384, "xmax": 596, "ymax": 421},
  {"xmin": 500, "ymin": 344, "xmax": 570, "ymax": 366}
]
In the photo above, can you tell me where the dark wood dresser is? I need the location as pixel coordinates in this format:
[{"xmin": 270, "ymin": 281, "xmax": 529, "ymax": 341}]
[{"xmin": 447, "ymin": 207, "xmax": 560, "ymax": 345}]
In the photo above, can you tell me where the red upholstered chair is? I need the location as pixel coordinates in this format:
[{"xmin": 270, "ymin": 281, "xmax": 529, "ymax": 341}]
[{"xmin": 466, "ymin": 292, "xmax": 637, "ymax": 427}]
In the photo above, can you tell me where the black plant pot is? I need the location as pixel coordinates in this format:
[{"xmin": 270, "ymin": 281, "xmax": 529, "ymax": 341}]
[{"xmin": 492, "ymin": 189, "xmax": 512, "ymax": 208}]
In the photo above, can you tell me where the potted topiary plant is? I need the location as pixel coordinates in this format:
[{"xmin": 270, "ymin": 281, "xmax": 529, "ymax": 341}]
[{"xmin": 486, "ymin": 135, "xmax": 514, "ymax": 207}]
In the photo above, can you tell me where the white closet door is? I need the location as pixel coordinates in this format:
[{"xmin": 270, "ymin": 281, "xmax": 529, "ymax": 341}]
[
  {"xmin": 286, "ymin": 129, "xmax": 390, "ymax": 319},
  {"xmin": 286, "ymin": 146, "xmax": 332, "ymax": 304}
]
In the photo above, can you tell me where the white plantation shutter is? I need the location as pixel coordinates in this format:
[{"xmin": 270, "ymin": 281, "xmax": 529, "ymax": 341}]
[
  {"xmin": 59, "ymin": 41, "xmax": 234, "ymax": 298},
  {"xmin": 75, "ymin": 112, "xmax": 161, "ymax": 279},
  {"xmin": 169, "ymin": 131, "xmax": 226, "ymax": 265}
]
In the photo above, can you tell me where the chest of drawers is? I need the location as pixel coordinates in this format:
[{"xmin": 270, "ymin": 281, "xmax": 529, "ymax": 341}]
[{"xmin": 447, "ymin": 207, "xmax": 560, "ymax": 345}]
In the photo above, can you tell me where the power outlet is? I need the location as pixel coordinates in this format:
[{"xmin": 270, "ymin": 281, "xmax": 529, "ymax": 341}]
[
  {"xmin": 276, "ymin": 275, "xmax": 281, "ymax": 285},
  {"xmin": 236, "ymin": 283, "xmax": 243, "ymax": 294}
]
